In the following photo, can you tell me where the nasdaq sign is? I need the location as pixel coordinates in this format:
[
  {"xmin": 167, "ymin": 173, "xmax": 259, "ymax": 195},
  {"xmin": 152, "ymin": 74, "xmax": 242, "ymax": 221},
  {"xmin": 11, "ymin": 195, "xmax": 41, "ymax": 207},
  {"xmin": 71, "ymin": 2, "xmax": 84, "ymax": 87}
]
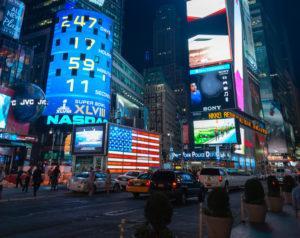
[{"xmin": 43, "ymin": 9, "xmax": 113, "ymax": 121}]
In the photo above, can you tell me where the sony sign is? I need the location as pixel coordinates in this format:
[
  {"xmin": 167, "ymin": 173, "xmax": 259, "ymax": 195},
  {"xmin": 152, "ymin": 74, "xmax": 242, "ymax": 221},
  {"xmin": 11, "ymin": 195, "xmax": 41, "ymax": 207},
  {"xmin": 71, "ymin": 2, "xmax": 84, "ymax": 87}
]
[{"xmin": 47, "ymin": 115, "xmax": 108, "ymax": 125}]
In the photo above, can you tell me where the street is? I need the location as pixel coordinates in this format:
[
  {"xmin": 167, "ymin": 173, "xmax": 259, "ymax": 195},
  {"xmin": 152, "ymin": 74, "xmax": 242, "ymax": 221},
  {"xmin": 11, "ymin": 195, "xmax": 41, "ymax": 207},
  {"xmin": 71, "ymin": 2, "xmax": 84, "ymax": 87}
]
[{"xmin": 0, "ymin": 188, "xmax": 243, "ymax": 238}]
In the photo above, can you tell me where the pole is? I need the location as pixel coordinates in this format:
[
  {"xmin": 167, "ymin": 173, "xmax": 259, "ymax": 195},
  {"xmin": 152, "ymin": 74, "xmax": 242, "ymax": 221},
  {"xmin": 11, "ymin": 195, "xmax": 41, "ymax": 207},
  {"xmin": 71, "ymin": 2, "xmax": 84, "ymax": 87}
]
[
  {"xmin": 240, "ymin": 193, "xmax": 245, "ymax": 223},
  {"xmin": 199, "ymin": 202, "xmax": 203, "ymax": 238}
]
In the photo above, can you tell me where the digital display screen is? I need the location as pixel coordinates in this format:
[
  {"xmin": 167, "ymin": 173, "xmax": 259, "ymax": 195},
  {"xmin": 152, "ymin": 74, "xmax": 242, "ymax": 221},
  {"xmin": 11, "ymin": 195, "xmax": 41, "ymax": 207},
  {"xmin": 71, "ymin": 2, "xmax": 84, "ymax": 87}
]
[
  {"xmin": 187, "ymin": 0, "xmax": 226, "ymax": 23},
  {"xmin": 0, "ymin": 0, "xmax": 25, "ymax": 40},
  {"xmin": 72, "ymin": 124, "xmax": 106, "ymax": 154},
  {"xmin": 234, "ymin": 0, "xmax": 244, "ymax": 111},
  {"xmin": 0, "ymin": 93, "xmax": 11, "ymax": 129},
  {"xmin": 43, "ymin": 9, "xmax": 113, "ymax": 121},
  {"xmin": 107, "ymin": 124, "xmax": 160, "ymax": 173},
  {"xmin": 193, "ymin": 118, "xmax": 238, "ymax": 145},
  {"xmin": 188, "ymin": 34, "xmax": 231, "ymax": 68},
  {"xmin": 190, "ymin": 63, "xmax": 235, "ymax": 112}
]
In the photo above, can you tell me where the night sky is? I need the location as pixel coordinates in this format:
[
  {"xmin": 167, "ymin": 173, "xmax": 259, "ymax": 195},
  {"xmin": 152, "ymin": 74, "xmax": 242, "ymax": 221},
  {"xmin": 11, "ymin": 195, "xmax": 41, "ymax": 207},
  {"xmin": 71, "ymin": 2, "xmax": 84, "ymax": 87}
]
[{"xmin": 123, "ymin": 0, "xmax": 300, "ymax": 87}]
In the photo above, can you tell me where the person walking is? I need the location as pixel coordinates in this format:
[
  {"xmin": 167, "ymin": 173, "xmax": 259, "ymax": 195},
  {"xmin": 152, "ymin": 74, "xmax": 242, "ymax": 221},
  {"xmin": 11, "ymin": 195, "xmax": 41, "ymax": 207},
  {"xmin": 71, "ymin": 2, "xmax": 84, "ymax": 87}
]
[
  {"xmin": 51, "ymin": 166, "xmax": 61, "ymax": 191},
  {"xmin": 88, "ymin": 167, "xmax": 95, "ymax": 197},
  {"xmin": 32, "ymin": 166, "xmax": 43, "ymax": 197},
  {"xmin": 105, "ymin": 169, "xmax": 112, "ymax": 195},
  {"xmin": 47, "ymin": 166, "xmax": 53, "ymax": 186},
  {"xmin": 15, "ymin": 168, "xmax": 23, "ymax": 188},
  {"xmin": 0, "ymin": 166, "xmax": 5, "ymax": 200},
  {"xmin": 22, "ymin": 168, "xmax": 32, "ymax": 193}
]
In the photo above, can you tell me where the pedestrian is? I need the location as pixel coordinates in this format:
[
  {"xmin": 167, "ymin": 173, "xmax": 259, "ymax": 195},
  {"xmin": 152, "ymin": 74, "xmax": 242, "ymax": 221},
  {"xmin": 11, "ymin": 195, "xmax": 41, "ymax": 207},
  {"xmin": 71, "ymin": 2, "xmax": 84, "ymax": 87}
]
[
  {"xmin": 47, "ymin": 166, "xmax": 53, "ymax": 186},
  {"xmin": 32, "ymin": 166, "xmax": 43, "ymax": 197},
  {"xmin": 0, "ymin": 166, "xmax": 5, "ymax": 200},
  {"xmin": 105, "ymin": 169, "xmax": 112, "ymax": 194},
  {"xmin": 88, "ymin": 167, "xmax": 95, "ymax": 196},
  {"xmin": 22, "ymin": 168, "xmax": 32, "ymax": 193},
  {"xmin": 292, "ymin": 176, "xmax": 300, "ymax": 217},
  {"xmin": 15, "ymin": 168, "xmax": 23, "ymax": 188},
  {"xmin": 51, "ymin": 166, "xmax": 61, "ymax": 191}
]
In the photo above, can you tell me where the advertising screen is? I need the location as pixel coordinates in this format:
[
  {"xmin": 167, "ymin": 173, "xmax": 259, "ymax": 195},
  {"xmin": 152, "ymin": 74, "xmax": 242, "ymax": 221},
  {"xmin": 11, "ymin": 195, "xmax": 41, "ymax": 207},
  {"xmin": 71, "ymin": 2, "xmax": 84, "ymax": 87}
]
[
  {"xmin": 190, "ymin": 63, "xmax": 235, "ymax": 112},
  {"xmin": 241, "ymin": 0, "xmax": 257, "ymax": 71},
  {"xmin": 193, "ymin": 118, "xmax": 238, "ymax": 145},
  {"xmin": 234, "ymin": 128, "xmax": 245, "ymax": 155},
  {"xmin": 43, "ymin": 9, "xmax": 113, "ymax": 121},
  {"xmin": 0, "ymin": 0, "xmax": 25, "ymax": 40},
  {"xmin": 115, "ymin": 94, "xmax": 140, "ymax": 119},
  {"xmin": 262, "ymin": 101, "xmax": 288, "ymax": 154},
  {"xmin": 0, "ymin": 93, "xmax": 11, "ymax": 129},
  {"xmin": 189, "ymin": 34, "xmax": 231, "ymax": 68},
  {"xmin": 234, "ymin": 0, "xmax": 244, "ymax": 111},
  {"xmin": 72, "ymin": 124, "xmax": 106, "ymax": 155},
  {"xmin": 187, "ymin": 0, "xmax": 226, "ymax": 23},
  {"xmin": 107, "ymin": 124, "xmax": 160, "ymax": 173}
]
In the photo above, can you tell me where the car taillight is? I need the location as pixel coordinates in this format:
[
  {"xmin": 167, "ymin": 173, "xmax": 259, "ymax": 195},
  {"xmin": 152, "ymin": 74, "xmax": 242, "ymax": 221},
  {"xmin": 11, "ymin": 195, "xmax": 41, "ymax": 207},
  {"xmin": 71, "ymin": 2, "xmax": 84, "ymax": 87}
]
[
  {"xmin": 171, "ymin": 181, "xmax": 177, "ymax": 189},
  {"xmin": 128, "ymin": 180, "xmax": 133, "ymax": 186},
  {"xmin": 146, "ymin": 180, "xmax": 151, "ymax": 187},
  {"xmin": 218, "ymin": 176, "xmax": 223, "ymax": 183}
]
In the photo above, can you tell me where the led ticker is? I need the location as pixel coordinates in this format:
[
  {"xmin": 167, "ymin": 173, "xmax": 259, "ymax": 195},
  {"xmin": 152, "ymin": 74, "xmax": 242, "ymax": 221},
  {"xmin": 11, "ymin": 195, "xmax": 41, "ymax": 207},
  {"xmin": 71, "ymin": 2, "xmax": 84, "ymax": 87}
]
[{"xmin": 43, "ymin": 9, "xmax": 113, "ymax": 121}]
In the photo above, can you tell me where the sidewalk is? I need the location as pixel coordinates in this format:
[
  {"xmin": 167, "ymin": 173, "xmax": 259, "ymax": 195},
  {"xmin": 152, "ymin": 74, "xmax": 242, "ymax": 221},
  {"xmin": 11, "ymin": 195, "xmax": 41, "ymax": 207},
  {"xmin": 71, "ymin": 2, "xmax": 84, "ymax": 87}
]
[
  {"xmin": 0, "ymin": 185, "xmax": 67, "ymax": 203},
  {"xmin": 231, "ymin": 205, "xmax": 300, "ymax": 238}
]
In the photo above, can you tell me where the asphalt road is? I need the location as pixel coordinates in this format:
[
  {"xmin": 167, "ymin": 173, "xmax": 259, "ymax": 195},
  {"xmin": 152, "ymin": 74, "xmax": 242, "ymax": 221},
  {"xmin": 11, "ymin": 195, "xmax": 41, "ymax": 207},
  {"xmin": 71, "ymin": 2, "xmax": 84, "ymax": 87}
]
[{"xmin": 0, "ymin": 188, "xmax": 243, "ymax": 238}]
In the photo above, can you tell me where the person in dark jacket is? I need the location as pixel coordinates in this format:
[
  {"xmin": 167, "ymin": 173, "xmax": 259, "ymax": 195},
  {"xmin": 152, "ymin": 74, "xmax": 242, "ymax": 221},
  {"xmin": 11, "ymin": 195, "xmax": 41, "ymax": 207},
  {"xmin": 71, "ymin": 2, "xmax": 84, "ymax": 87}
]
[
  {"xmin": 22, "ymin": 168, "xmax": 32, "ymax": 193},
  {"xmin": 32, "ymin": 167, "xmax": 43, "ymax": 197},
  {"xmin": 15, "ymin": 168, "xmax": 23, "ymax": 188},
  {"xmin": 50, "ymin": 166, "xmax": 61, "ymax": 191}
]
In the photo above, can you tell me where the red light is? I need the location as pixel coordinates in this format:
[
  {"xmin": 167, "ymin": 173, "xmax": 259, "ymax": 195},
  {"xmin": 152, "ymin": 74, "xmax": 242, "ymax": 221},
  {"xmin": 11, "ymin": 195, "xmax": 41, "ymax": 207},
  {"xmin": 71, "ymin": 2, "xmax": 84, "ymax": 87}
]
[
  {"xmin": 146, "ymin": 180, "xmax": 151, "ymax": 187},
  {"xmin": 172, "ymin": 181, "xmax": 177, "ymax": 189},
  {"xmin": 128, "ymin": 180, "xmax": 133, "ymax": 186},
  {"xmin": 218, "ymin": 176, "xmax": 223, "ymax": 183}
]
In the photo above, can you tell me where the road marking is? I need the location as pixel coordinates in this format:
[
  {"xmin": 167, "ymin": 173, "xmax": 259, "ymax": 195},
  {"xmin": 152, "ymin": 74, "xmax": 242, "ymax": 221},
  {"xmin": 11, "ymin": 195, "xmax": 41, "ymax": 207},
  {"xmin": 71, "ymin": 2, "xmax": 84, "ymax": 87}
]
[{"xmin": 104, "ymin": 208, "xmax": 141, "ymax": 216}]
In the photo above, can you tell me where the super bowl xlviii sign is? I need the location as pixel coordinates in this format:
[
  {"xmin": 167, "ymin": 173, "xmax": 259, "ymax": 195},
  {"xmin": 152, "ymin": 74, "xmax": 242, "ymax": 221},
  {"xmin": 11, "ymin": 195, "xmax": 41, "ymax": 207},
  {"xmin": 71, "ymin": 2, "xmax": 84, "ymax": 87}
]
[{"xmin": 43, "ymin": 9, "xmax": 113, "ymax": 125}]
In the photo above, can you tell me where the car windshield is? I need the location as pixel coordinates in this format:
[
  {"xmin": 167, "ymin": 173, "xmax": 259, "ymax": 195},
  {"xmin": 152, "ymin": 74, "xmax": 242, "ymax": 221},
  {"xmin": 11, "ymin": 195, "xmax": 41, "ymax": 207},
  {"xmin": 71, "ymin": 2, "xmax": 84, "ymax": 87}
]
[
  {"xmin": 138, "ymin": 173, "xmax": 152, "ymax": 180},
  {"xmin": 126, "ymin": 172, "xmax": 140, "ymax": 177},
  {"xmin": 152, "ymin": 171, "xmax": 175, "ymax": 182},
  {"xmin": 75, "ymin": 173, "xmax": 89, "ymax": 178},
  {"xmin": 200, "ymin": 168, "xmax": 220, "ymax": 176}
]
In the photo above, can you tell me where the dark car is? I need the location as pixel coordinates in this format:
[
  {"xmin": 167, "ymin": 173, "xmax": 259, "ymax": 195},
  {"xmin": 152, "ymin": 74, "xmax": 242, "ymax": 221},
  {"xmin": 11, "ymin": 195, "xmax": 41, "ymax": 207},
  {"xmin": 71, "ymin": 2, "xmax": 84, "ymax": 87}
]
[{"xmin": 150, "ymin": 170, "xmax": 206, "ymax": 205}]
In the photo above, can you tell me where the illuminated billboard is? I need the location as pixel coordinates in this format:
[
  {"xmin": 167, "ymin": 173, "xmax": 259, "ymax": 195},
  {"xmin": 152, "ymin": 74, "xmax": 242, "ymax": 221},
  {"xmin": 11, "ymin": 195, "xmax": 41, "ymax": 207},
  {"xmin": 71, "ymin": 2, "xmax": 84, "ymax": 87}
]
[
  {"xmin": 234, "ymin": 0, "xmax": 244, "ymax": 111},
  {"xmin": 190, "ymin": 63, "xmax": 235, "ymax": 112},
  {"xmin": 0, "ymin": 0, "xmax": 25, "ymax": 40},
  {"xmin": 107, "ymin": 124, "xmax": 160, "ymax": 173},
  {"xmin": 72, "ymin": 124, "xmax": 106, "ymax": 155},
  {"xmin": 186, "ymin": 0, "xmax": 226, "ymax": 23},
  {"xmin": 0, "ymin": 93, "xmax": 11, "ymax": 129},
  {"xmin": 189, "ymin": 34, "xmax": 231, "ymax": 68},
  {"xmin": 241, "ymin": 0, "xmax": 257, "ymax": 71},
  {"xmin": 262, "ymin": 101, "xmax": 288, "ymax": 154},
  {"xmin": 193, "ymin": 118, "xmax": 239, "ymax": 145},
  {"xmin": 43, "ymin": 9, "xmax": 113, "ymax": 122}
]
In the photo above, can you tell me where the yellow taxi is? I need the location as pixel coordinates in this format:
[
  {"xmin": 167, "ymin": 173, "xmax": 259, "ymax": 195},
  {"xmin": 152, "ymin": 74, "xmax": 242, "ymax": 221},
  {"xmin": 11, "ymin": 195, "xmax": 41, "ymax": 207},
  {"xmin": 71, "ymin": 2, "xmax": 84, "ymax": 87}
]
[{"xmin": 126, "ymin": 172, "xmax": 152, "ymax": 198}]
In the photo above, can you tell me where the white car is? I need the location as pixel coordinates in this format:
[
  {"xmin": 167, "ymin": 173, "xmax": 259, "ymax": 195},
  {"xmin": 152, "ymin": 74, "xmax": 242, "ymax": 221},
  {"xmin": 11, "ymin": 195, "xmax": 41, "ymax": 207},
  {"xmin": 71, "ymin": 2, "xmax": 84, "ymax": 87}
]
[
  {"xmin": 67, "ymin": 172, "xmax": 121, "ymax": 193},
  {"xmin": 116, "ymin": 171, "xmax": 144, "ymax": 189},
  {"xmin": 198, "ymin": 167, "xmax": 253, "ymax": 192}
]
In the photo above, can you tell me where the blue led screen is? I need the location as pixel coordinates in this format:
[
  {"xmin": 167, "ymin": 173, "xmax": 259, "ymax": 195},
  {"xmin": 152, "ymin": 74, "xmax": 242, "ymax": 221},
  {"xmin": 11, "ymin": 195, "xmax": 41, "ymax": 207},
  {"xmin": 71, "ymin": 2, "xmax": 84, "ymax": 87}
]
[{"xmin": 43, "ymin": 9, "xmax": 113, "ymax": 121}]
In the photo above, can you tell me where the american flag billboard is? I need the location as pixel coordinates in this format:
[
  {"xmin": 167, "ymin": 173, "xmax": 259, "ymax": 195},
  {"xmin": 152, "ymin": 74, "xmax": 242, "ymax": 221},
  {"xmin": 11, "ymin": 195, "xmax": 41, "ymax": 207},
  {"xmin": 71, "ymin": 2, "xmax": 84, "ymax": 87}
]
[{"xmin": 107, "ymin": 124, "xmax": 161, "ymax": 173}]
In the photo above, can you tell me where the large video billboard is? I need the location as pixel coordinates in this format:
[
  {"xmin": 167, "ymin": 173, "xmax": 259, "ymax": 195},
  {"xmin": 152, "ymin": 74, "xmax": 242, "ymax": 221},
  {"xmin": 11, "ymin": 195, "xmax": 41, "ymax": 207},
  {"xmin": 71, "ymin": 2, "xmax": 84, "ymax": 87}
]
[
  {"xmin": 193, "ymin": 118, "xmax": 239, "ymax": 145},
  {"xmin": 43, "ymin": 9, "xmax": 113, "ymax": 121},
  {"xmin": 0, "ymin": 93, "xmax": 11, "ymax": 129},
  {"xmin": 0, "ymin": 0, "xmax": 25, "ymax": 40},
  {"xmin": 187, "ymin": 0, "xmax": 226, "ymax": 23},
  {"xmin": 234, "ymin": 0, "xmax": 244, "ymax": 111},
  {"xmin": 72, "ymin": 124, "xmax": 106, "ymax": 155},
  {"xmin": 190, "ymin": 63, "xmax": 235, "ymax": 112},
  {"xmin": 107, "ymin": 124, "xmax": 160, "ymax": 173},
  {"xmin": 262, "ymin": 101, "xmax": 288, "ymax": 154},
  {"xmin": 241, "ymin": 0, "xmax": 257, "ymax": 71},
  {"xmin": 187, "ymin": 0, "xmax": 231, "ymax": 68}
]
